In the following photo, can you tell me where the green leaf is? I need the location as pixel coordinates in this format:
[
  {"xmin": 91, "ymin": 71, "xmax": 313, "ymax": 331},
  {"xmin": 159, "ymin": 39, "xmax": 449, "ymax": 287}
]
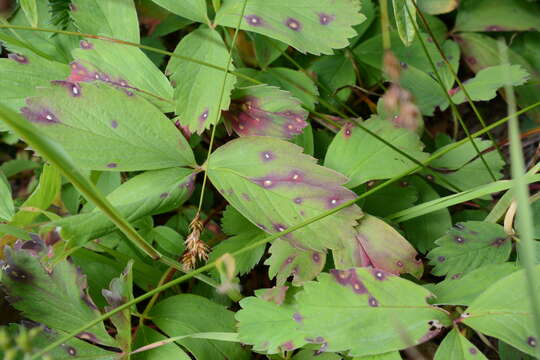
[
  {"xmin": 20, "ymin": 82, "xmax": 195, "ymax": 171},
  {"xmin": 430, "ymin": 263, "xmax": 519, "ymax": 306},
  {"xmin": 401, "ymin": 176, "xmax": 452, "ymax": 253},
  {"xmin": 214, "ymin": 0, "xmax": 366, "ymax": 55},
  {"xmin": 420, "ymin": 139, "xmax": 504, "ymax": 192},
  {"xmin": 102, "ymin": 261, "xmax": 133, "ymax": 353},
  {"xmin": 266, "ymin": 239, "xmax": 326, "ymax": 286},
  {"xmin": 499, "ymin": 341, "xmax": 535, "ymax": 360},
  {"xmin": 427, "ymin": 221, "xmax": 512, "ymax": 279},
  {"xmin": 149, "ymin": 226, "xmax": 185, "ymax": 257},
  {"xmin": 71, "ymin": 38, "xmax": 174, "ymax": 112},
  {"xmin": 71, "ymin": 0, "xmax": 140, "ymax": 43},
  {"xmin": 293, "ymin": 349, "xmax": 341, "ymax": 360},
  {"xmin": 224, "ymin": 85, "xmax": 308, "ymax": 139},
  {"xmin": 133, "ymin": 326, "xmax": 191, "ymax": 360},
  {"xmin": 250, "ymin": 33, "xmax": 288, "ymax": 68},
  {"xmin": 434, "ymin": 329, "xmax": 487, "ymax": 360},
  {"xmin": 362, "ymin": 180, "xmax": 418, "ymax": 217},
  {"xmin": 417, "ymin": 0, "xmax": 459, "ymax": 15},
  {"xmin": 150, "ymin": 294, "xmax": 250, "ymax": 360},
  {"xmin": 10, "ymin": 163, "xmax": 61, "ymax": 226},
  {"xmin": 207, "ymin": 136, "xmax": 363, "ymax": 251},
  {"xmin": 455, "ymin": 0, "xmax": 540, "ymax": 32},
  {"xmin": 236, "ymin": 289, "xmax": 308, "ymax": 354},
  {"xmin": 0, "ymin": 171, "xmax": 14, "ymax": 222},
  {"xmin": 0, "ymin": 242, "xmax": 117, "ymax": 347},
  {"xmin": 462, "ymin": 265, "xmax": 540, "ymax": 357},
  {"xmin": 0, "ymin": 53, "xmax": 69, "ymax": 112},
  {"xmin": 334, "ymin": 215, "xmax": 423, "ymax": 278},
  {"xmin": 324, "ymin": 117, "xmax": 429, "ymax": 189},
  {"xmin": 352, "ymin": 352, "xmax": 402, "ymax": 360},
  {"xmin": 393, "ymin": 0, "xmax": 416, "ymax": 46},
  {"xmin": 20, "ymin": 0, "xmax": 38, "ymax": 27},
  {"xmin": 167, "ymin": 26, "xmax": 237, "ymax": 134},
  {"xmin": 449, "ymin": 65, "xmax": 530, "ymax": 104},
  {"xmin": 55, "ymin": 168, "xmax": 196, "ymax": 247},
  {"xmin": 295, "ymin": 268, "xmax": 451, "ymax": 356},
  {"xmin": 237, "ymin": 67, "xmax": 319, "ymax": 110},
  {"xmin": 150, "ymin": 0, "xmax": 209, "ymax": 24},
  {"xmin": 308, "ymin": 54, "xmax": 355, "ymax": 105}
]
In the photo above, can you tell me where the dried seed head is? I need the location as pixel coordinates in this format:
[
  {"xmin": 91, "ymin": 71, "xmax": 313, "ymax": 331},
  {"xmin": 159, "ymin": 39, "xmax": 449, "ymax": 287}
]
[{"xmin": 181, "ymin": 214, "xmax": 209, "ymax": 271}]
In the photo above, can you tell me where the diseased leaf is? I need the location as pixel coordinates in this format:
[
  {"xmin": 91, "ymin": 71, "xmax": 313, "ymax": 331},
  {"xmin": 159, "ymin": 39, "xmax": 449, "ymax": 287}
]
[
  {"xmin": 0, "ymin": 171, "xmax": 14, "ymax": 222},
  {"xmin": 207, "ymin": 136, "xmax": 363, "ymax": 252},
  {"xmin": 71, "ymin": 38, "xmax": 174, "ymax": 111},
  {"xmin": 427, "ymin": 222, "xmax": 512, "ymax": 279},
  {"xmin": 102, "ymin": 261, "xmax": 133, "ymax": 353},
  {"xmin": 71, "ymin": 0, "xmax": 140, "ymax": 43},
  {"xmin": 430, "ymin": 263, "xmax": 519, "ymax": 306},
  {"xmin": 324, "ymin": 117, "xmax": 429, "ymax": 189},
  {"xmin": 449, "ymin": 65, "xmax": 529, "ymax": 104},
  {"xmin": 455, "ymin": 0, "xmax": 540, "ymax": 32},
  {"xmin": 54, "ymin": 168, "xmax": 196, "ymax": 247},
  {"xmin": 215, "ymin": 0, "xmax": 366, "ymax": 55},
  {"xmin": 223, "ymin": 85, "xmax": 308, "ymax": 139},
  {"xmin": 393, "ymin": 0, "xmax": 417, "ymax": 46},
  {"xmin": 20, "ymin": 82, "xmax": 195, "ymax": 171},
  {"xmin": 434, "ymin": 329, "xmax": 487, "ymax": 360},
  {"xmin": 295, "ymin": 268, "xmax": 451, "ymax": 356},
  {"xmin": 150, "ymin": 295, "xmax": 250, "ymax": 360},
  {"xmin": 462, "ymin": 266, "xmax": 540, "ymax": 357},
  {"xmin": 236, "ymin": 288, "xmax": 307, "ymax": 354},
  {"xmin": 133, "ymin": 326, "xmax": 191, "ymax": 360},
  {"xmin": 167, "ymin": 26, "xmax": 236, "ymax": 134},
  {"xmin": 267, "ymin": 239, "xmax": 326, "ymax": 286},
  {"xmin": 0, "ymin": 53, "xmax": 69, "ymax": 112},
  {"xmin": 0, "ymin": 240, "xmax": 117, "ymax": 347},
  {"xmin": 150, "ymin": 0, "xmax": 209, "ymax": 24},
  {"xmin": 334, "ymin": 215, "xmax": 423, "ymax": 278}
]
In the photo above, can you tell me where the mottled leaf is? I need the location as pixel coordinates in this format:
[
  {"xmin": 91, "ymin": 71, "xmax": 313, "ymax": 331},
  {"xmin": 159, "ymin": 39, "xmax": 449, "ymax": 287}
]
[
  {"xmin": 0, "ymin": 171, "xmax": 14, "ymax": 222},
  {"xmin": 224, "ymin": 85, "xmax": 308, "ymax": 139},
  {"xmin": 20, "ymin": 82, "xmax": 195, "ymax": 171},
  {"xmin": 462, "ymin": 266, "xmax": 540, "ymax": 357},
  {"xmin": 324, "ymin": 117, "xmax": 429, "ymax": 189},
  {"xmin": 427, "ymin": 222, "xmax": 512, "ymax": 279},
  {"xmin": 0, "ymin": 241, "xmax": 117, "ymax": 347},
  {"xmin": 54, "ymin": 168, "xmax": 196, "ymax": 247},
  {"xmin": 434, "ymin": 329, "xmax": 487, "ymax": 360},
  {"xmin": 267, "ymin": 239, "xmax": 326, "ymax": 286},
  {"xmin": 167, "ymin": 26, "xmax": 236, "ymax": 134},
  {"xmin": 207, "ymin": 136, "xmax": 363, "ymax": 252},
  {"xmin": 431, "ymin": 263, "xmax": 519, "ymax": 306},
  {"xmin": 150, "ymin": 295, "xmax": 250, "ymax": 360},
  {"xmin": 215, "ymin": 0, "xmax": 366, "ymax": 55},
  {"xmin": 393, "ymin": 0, "xmax": 417, "ymax": 46},
  {"xmin": 295, "ymin": 268, "xmax": 451, "ymax": 356},
  {"xmin": 150, "ymin": 0, "xmax": 209, "ymax": 23},
  {"xmin": 71, "ymin": 0, "xmax": 140, "ymax": 43},
  {"xmin": 455, "ymin": 0, "xmax": 540, "ymax": 32},
  {"xmin": 334, "ymin": 215, "xmax": 423, "ymax": 278},
  {"xmin": 71, "ymin": 38, "xmax": 174, "ymax": 111}
]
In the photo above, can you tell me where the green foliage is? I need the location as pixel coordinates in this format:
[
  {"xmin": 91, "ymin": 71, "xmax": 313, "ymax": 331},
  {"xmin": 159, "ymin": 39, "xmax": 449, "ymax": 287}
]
[
  {"xmin": 0, "ymin": 171, "xmax": 14, "ymax": 222},
  {"xmin": 434, "ymin": 329, "xmax": 487, "ymax": 359}
]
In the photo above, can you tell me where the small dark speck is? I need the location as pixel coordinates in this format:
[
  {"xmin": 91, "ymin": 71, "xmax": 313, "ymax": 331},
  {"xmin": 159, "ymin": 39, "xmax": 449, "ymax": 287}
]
[
  {"xmin": 437, "ymin": 256, "xmax": 446, "ymax": 263},
  {"xmin": 368, "ymin": 296, "xmax": 379, "ymax": 307},
  {"xmin": 318, "ymin": 13, "xmax": 335, "ymax": 25},
  {"xmin": 106, "ymin": 162, "xmax": 117, "ymax": 168},
  {"xmin": 111, "ymin": 120, "xmax": 118, "ymax": 128},
  {"xmin": 469, "ymin": 347, "xmax": 478, "ymax": 355},
  {"xmin": 245, "ymin": 14, "xmax": 264, "ymax": 27},
  {"xmin": 66, "ymin": 346, "xmax": 77, "ymax": 356},
  {"xmin": 285, "ymin": 18, "xmax": 302, "ymax": 31},
  {"xmin": 159, "ymin": 192, "xmax": 169, "ymax": 199},
  {"xmin": 528, "ymin": 336, "xmax": 537, "ymax": 347}
]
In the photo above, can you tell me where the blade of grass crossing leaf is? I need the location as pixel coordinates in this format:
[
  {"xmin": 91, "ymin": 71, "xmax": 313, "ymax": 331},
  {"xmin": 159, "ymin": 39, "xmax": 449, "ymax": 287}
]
[
  {"xmin": 404, "ymin": 3, "xmax": 498, "ymax": 182},
  {"xmin": 29, "ymin": 101, "xmax": 540, "ymax": 359},
  {"xmin": 498, "ymin": 39, "xmax": 540, "ymax": 358},
  {"xmin": 0, "ymin": 104, "xmax": 161, "ymax": 260}
]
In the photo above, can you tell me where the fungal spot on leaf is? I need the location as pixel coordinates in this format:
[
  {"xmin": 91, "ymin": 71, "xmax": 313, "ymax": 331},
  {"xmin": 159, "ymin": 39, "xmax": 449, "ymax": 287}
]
[
  {"xmin": 242, "ymin": 193, "xmax": 251, "ymax": 201},
  {"xmin": 491, "ymin": 237, "xmax": 507, "ymax": 247},
  {"xmin": 437, "ymin": 256, "xmax": 446, "ymax": 263},
  {"xmin": 8, "ymin": 53, "xmax": 29, "ymax": 64},
  {"xmin": 1, "ymin": 262, "xmax": 32, "ymax": 283},
  {"xmin": 400, "ymin": 61, "xmax": 408, "ymax": 69},
  {"xmin": 77, "ymin": 332, "xmax": 97, "ymax": 342},
  {"xmin": 257, "ymin": 224, "xmax": 267, "ymax": 230},
  {"xmin": 315, "ymin": 342, "xmax": 329, "ymax": 354},
  {"xmin": 318, "ymin": 13, "xmax": 335, "ymax": 25},
  {"xmin": 199, "ymin": 109, "xmax": 209, "ymax": 123},
  {"xmin": 79, "ymin": 40, "xmax": 93, "ymax": 49},
  {"xmin": 312, "ymin": 253, "xmax": 321, "ymax": 263},
  {"xmin": 451, "ymin": 273, "xmax": 462, "ymax": 280},
  {"xmin": 469, "ymin": 347, "xmax": 478, "ymax": 355},
  {"xmin": 124, "ymin": 90, "xmax": 134, "ymax": 96},
  {"xmin": 327, "ymin": 196, "xmax": 340, "ymax": 208},
  {"xmin": 466, "ymin": 57, "xmax": 477, "ymax": 65},
  {"xmin": 368, "ymin": 296, "xmax": 379, "ymax": 307},
  {"xmin": 454, "ymin": 235, "xmax": 465, "ymax": 244},
  {"xmin": 372, "ymin": 269, "xmax": 386, "ymax": 281},
  {"xmin": 274, "ymin": 223, "xmax": 287, "ymax": 233},
  {"xmin": 293, "ymin": 312, "xmax": 303, "ymax": 323},
  {"xmin": 111, "ymin": 120, "xmax": 118, "ymax": 128},
  {"xmin": 282, "ymin": 341, "xmax": 295, "ymax": 351},
  {"xmin": 485, "ymin": 25, "xmax": 506, "ymax": 31},
  {"xmin": 285, "ymin": 18, "xmax": 302, "ymax": 31},
  {"xmin": 106, "ymin": 162, "xmax": 118, "ymax": 168},
  {"xmin": 52, "ymin": 80, "xmax": 82, "ymax": 97},
  {"xmin": 245, "ymin": 14, "xmax": 264, "ymax": 27},
  {"xmin": 261, "ymin": 151, "xmax": 274, "ymax": 162},
  {"xmin": 293, "ymin": 197, "xmax": 303, "ymax": 204},
  {"xmin": 528, "ymin": 336, "xmax": 537, "ymax": 347},
  {"xmin": 426, "ymin": 174, "xmax": 435, "ymax": 181},
  {"xmin": 65, "ymin": 346, "xmax": 77, "ymax": 356},
  {"xmin": 159, "ymin": 192, "xmax": 170, "ymax": 199},
  {"xmin": 21, "ymin": 106, "xmax": 60, "ymax": 125},
  {"xmin": 396, "ymin": 260, "xmax": 404, "ymax": 267}
]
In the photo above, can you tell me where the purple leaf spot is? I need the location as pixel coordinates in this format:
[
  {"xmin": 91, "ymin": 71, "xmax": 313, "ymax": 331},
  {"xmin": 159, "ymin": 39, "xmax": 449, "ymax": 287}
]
[
  {"xmin": 469, "ymin": 347, "xmax": 478, "ymax": 355},
  {"xmin": 257, "ymin": 224, "xmax": 267, "ymax": 230},
  {"xmin": 159, "ymin": 192, "xmax": 169, "ymax": 199},
  {"xmin": 454, "ymin": 235, "xmax": 465, "ymax": 244},
  {"xmin": 274, "ymin": 223, "xmax": 287, "ymax": 232},
  {"xmin": 293, "ymin": 312, "xmax": 303, "ymax": 323},
  {"xmin": 396, "ymin": 260, "xmax": 404, "ymax": 267},
  {"xmin": 261, "ymin": 151, "xmax": 274, "ymax": 162},
  {"xmin": 438, "ymin": 256, "xmax": 446, "ymax": 263},
  {"xmin": 245, "ymin": 14, "xmax": 264, "ymax": 27},
  {"xmin": 199, "ymin": 109, "xmax": 209, "ymax": 123},
  {"xmin": 350, "ymin": 277, "xmax": 368, "ymax": 294},
  {"xmin": 65, "ymin": 346, "xmax": 77, "ymax": 356},
  {"xmin": 282, "ymin": 341, "xmax": 294, "ymax": 351},
  {"xmin": 106, "ymin": 162, "xmax": 118, "ymax": 168},
  {"xmin": 312, "ymin": 253, "xmax": 321, "ymax": 263},
  {"xmin": 491, "ymin": 237, "xmax": 507, "ymax": 247},
  {"xmin": 285, "ymin": 17, "xmax": 302, "ymax": 31},
  {"xmin": 528, "ymin": 336, "xmax": 537, "ymax": 347},
  {"xmin": 289, "ymin": 170, "xmax": 303, "ymax": 182},
  {"xmin": 1, "ymin": 262, "xmax": 32, "ymax": 283},
  {"xmin": 372, "ymin": 269, "xmax": 386, "ymax": 281},
  {"xmin": 327, "ymin": 196, "xmax": 341, "ymax": 208},
  {"xmin": 111, "ymin": 120, "xmax": 118, "ymax": 128},
  {"xmin": 21, "ymin": 107, "xmax": 59, "ymax": 125},
  {"xmin": 79, "ymin": 40, "xmax": 93, "ymax": 49},
  {"xmin": 293, "ymin": 197, "xmax": 303, "ymax": 205},
  {"xmin": 330, "ymin": 269, "xmax": 352, "ymax": 285},
  {"xmin": 8, "ymin": 53, "xmax": 29, "ymax": 64},
  {"xmin": 485, "ymin": 25, "xmax": 506, "ymax": 31},
  {"xmin": 343, "ymin": 123, "xmax": 353, "ymax": 137},
  {"xmin": 124, "ymin": 89, "xmax": 134, "ymax": 96},
  {"xmin": 318, "ymin": 13, "xmax": 335, "ymax": 25},
  {"xmin": 368, "ymin": 296, "xmax": 379, "ymax": 307},
  {"xmin": 466, "ymin": 56, "xmax": 477, "ymax": 65},
  {"xmin": 52, "ymin": 81, "xmax": 82, "ymax": 97},
  {"xmin": 242, "ymin": 193, "xmax": 251, "ymax": 201},
  {"xmin": 451, "ymin": 273, "xmax": 462, "ymax": 280}
]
